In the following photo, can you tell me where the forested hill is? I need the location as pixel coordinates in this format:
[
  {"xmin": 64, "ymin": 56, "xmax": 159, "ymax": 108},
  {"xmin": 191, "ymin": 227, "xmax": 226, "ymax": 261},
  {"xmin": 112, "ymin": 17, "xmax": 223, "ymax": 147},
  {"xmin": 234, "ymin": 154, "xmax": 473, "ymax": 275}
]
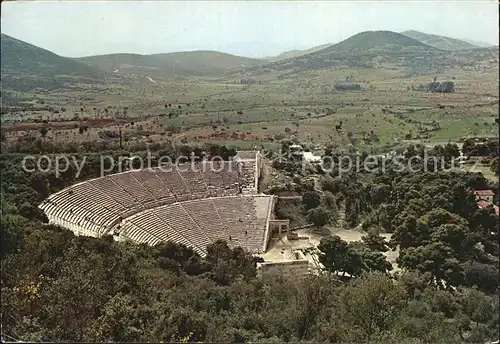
[
  {"xmin": 264, "ymin": 43, "xmax": 332, "ymax": 62},
  {"xmin": 1, "ymin": 34, "xmax": 103, "ymax": 91},
  {"xmin": 238, "ymin": 30, "xmax": 448, "ymax": 74},
  {"xmin": 401, "ymin": 30, "xmax": 480, "ymax": 50},
  {"xmin": 1, "ymin": 140, "xmax": 498, "ymax": 342},
  {"xmin": 0, "ymin": 33, "xmax": 265, "ymax": 91},
  {"xmin": 75, "ymin": 51, "xmax": 266, "ymax": 77}
]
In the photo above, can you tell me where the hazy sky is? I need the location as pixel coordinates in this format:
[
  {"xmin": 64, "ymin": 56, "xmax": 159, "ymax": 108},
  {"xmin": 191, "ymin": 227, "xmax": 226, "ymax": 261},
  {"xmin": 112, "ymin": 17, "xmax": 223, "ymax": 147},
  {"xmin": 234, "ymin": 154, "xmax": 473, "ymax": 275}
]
[{"xmin": 1, "ymin": 1, "xmax": 498, "ymax": 58}]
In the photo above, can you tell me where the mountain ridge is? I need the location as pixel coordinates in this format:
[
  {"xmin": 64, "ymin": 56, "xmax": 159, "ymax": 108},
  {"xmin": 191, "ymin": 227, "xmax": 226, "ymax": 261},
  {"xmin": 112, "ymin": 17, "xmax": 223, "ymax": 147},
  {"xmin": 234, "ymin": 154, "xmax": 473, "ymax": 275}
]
[
  {"xmin": 401, "ymin": 30, "xmax": 480, "ymax": 50},
  {"xmin": 255, "ymin": 30, "xmax": 443, "ymax": 74},
  {"xmin": 2, "ymin": 30, "xmax": 498, "ymax": 91},
  {"xmin": 75, "ymin": 50, "xmax": 266, "ymax": 77},
  {"xmin": 460, "ymin": 38, "xmax": 494, "ymax": 48},
  {"xmin": 264, "ymin": 43, "xmax": 332, "ymax": 62},
  {"xmin": 1, "ymin": 33, "xmax": 103, "ymax": 91},
  {"xmin": 324, "ymin": 30, "xmax": 434, "ymax": 52}
]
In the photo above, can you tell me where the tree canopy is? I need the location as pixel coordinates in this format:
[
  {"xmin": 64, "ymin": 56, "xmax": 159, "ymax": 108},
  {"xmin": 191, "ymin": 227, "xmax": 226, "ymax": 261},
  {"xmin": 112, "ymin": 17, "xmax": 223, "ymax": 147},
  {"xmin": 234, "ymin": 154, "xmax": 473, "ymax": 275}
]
[{"xmin": 1, "ymin": 142, "xmax": 499, "ymax": 343}]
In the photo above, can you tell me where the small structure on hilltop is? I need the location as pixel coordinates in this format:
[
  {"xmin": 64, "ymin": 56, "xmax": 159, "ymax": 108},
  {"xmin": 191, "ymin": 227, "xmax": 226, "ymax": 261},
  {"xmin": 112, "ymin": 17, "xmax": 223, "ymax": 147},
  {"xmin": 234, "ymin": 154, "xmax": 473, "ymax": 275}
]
[
  {"xmin": 303, "ymin": 151, "xmax": 322, "ymax": 164},
  {"xmin": 287, "ymin": 144, "xmax": 322, "ymax": 165},
  {"xmin": 477, "ymin": 200, "xmax": 499, "ymax": 215},
  {"xmin": 474, "ymin": 189, "xmax": 498, "ymax": 215},
  {"xmin": 474, "ymin": 189, "xmax": 495, "ymax": 203}
]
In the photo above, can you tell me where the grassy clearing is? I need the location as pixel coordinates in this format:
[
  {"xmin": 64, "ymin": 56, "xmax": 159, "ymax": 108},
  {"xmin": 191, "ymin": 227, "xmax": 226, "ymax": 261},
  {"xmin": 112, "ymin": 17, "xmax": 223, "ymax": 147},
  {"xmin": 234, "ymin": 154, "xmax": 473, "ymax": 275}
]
[
  {"xmin": 463, "ymin": 163, "xmax": 497, "ymax": 182},
  {"xmin": 431, "ymin": 117, "xmax": 498, "ymax": 141}
]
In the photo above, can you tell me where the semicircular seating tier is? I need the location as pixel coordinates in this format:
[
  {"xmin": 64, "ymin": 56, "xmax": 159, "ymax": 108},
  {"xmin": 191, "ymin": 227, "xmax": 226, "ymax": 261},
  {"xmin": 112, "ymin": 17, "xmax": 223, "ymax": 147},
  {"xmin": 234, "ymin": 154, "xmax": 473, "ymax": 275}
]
[
  {"xmin": 117, "ymin": 194, "xmax": 274, "ymax": 255},
  {"xmin": 39, "ymin": 161, "xmax": 247, "ymax": 237}
]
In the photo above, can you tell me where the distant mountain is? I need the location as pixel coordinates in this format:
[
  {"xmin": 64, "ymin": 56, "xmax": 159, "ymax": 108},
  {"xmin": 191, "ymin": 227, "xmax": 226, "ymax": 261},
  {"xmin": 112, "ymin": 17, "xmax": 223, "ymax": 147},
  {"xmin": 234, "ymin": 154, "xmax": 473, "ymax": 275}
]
[
  {"xmin": 1, "ymin": 34, "xmax": 102, "ymax": 91},
  {"xmin": 328, "ymin": 30, "xmax": 431, "ymax": 51},
  {"xmin": 460, "ymin": 38, "xmax": 494, "ymax": 48},
  {"xmin": 219, "ymin": 41, "xmax": 294, "ymax": 59},
  {"xmin": 401, "ymin": 30, "xmax": 479, "ymax": 50},
  {"xmin": 260, "ymin": 30, "xmax": 445, "ymax": 74},
  {"xmin": 75, "ymin": 51, "xmax": 267, "ymax": 77},
  {"xmin": 265, "ymin": 44, "xmax": 332, "ymax": 62}
]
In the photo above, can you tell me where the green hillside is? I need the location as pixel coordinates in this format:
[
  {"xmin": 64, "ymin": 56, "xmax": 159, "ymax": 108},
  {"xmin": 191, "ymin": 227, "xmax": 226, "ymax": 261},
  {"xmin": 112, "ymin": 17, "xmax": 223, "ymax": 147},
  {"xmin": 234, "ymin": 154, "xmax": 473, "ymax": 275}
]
[
  {"xmin": 258, "ymin": 30, "xmax": 446, "ymax": 74},
  {"xmin": 265, "ymin": 43, "xmax": 332, "ymax": 62},
  {"xmin": 76, "ymin": 51, "xmax": 267, "ymax": 77},
  {"xmin": 461, "ymin": 38, "xmax": 494, "ymax": 48},
  {"xmin": 1, "ymin": 34, "xmax": 102, "ymax": 91},
  {"xmin": 326, "ymin": 30, "xmax": 431, "ymax": 52},
  {"xmin": 402, "ymin": 30, "xmax": 479, "ymax": 50}
]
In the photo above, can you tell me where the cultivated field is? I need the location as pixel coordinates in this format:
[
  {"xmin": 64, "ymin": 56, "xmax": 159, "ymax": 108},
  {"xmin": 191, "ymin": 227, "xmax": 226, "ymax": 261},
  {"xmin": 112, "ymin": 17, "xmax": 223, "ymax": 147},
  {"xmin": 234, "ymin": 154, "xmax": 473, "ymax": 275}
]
[{"xmin": 2, "ymin": 61, "xmax": 498, "ymax": 154}]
